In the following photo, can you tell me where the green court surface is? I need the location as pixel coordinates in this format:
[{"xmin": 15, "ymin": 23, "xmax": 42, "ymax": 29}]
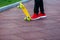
[{"xmin": 0, "ymin": 0, "xmax": 21, "ymax": 7}]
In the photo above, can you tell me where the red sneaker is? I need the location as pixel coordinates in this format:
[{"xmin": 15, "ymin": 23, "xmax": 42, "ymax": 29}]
[
  {"xmin": 31, "ymin": 13, "xmax": 39, "ymax": 20},
  {"xmin": 38, "ymin": 12, "xmax": 47, "ymax": 19}
]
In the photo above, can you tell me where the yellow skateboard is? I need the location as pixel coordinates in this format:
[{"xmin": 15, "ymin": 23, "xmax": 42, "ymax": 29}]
[{"xmin": 17, "ymin": 2, "xmax": 31, "ymax": 21}]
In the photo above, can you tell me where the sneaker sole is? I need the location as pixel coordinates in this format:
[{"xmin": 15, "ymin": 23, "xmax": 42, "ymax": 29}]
[
  {"xmin": 31, "ymin": 16, "xmax": 47, "ymax": 20},
  {"xmin": 38, "ymin": 16, "xmax": 47, "ymax": 18}
]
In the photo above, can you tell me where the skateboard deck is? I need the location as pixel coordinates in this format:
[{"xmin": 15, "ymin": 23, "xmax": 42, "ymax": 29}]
[{"xmin": 17, "ymin": 2, "xmax": 31, "ymax": 21}]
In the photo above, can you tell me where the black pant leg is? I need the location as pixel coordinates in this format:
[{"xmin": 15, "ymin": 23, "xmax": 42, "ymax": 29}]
[
  {"xmin": 39, "ymin": 0, "xmax": 44, "ymax": 14},
  {"xmin": 34, "ymin": 0, "xmax": 39, "ymax": 14}
]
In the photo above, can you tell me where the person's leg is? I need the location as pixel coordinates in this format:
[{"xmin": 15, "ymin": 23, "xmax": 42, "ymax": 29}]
[
  {"xmin": 31, "ymin": 0, "xmax": 40, "ymax": 20},
  {"xmin": 38, "ymin": 0, "xmax": 47, "ymax": 18},
  {"xmin": 34, "ymin": 0, "xmax": 39, "ymax": 15},
  {"xmin": 39, "ymin": 0, "xmax": 44, "ymax": 14}
]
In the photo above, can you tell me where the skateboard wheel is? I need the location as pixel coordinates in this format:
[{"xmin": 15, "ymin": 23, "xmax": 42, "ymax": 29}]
[
  {"xmin": 17, "ymin": 6, "xmax": 19, "ymax": 8},
  {"xmin": 17, "ymin": 6, "xmax": 20, "ymax": 8},
  {"xmin": 24, "ymin": 17, "xmax": 31, "ymax": 21},
  {"xmin": 20, "ymin": 5, "xmax": 23, "ymax": 8},
  {"xmin": 17, "ymin": 5, "xmax": 23, "ymax": 9}
]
